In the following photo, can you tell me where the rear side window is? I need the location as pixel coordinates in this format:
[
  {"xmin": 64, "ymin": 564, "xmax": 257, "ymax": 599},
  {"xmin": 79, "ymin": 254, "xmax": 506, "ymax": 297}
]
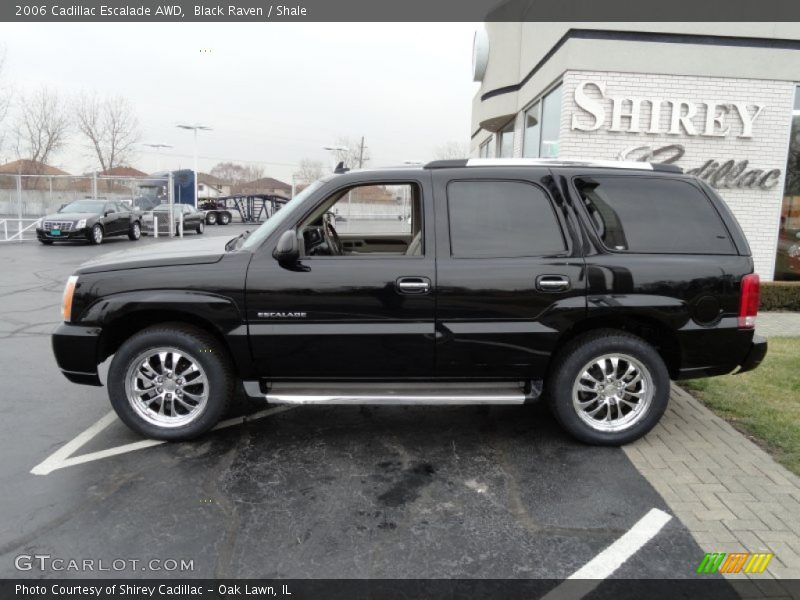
[
  {"xmin": 574, "ymin": 176, "xmax": 735, "ymax": 254},
  {"xmin": 447, "ymin": 180, "xmax": 566, "ymax": 258}
]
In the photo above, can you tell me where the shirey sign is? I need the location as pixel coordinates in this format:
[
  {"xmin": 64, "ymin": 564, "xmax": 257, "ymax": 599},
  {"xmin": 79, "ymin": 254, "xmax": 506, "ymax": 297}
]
[{"xmin": 570, "ymin": 80, "xmax": 782, "ymax": 190}]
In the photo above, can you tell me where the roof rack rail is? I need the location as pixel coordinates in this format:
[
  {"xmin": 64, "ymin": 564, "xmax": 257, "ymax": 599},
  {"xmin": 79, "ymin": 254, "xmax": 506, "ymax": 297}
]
[{"xmin": 424, "ymin": 158, "xmax": 682, "ymax": 173}]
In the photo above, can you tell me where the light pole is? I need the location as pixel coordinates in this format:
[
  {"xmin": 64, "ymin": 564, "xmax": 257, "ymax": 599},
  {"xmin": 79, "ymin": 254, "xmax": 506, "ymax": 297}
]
[
  {"xmin": 177, "ymin": 124, "xmax": 212, "ymax": 207},
  {"xmin": 322, "ymin": 145, "xmax": 348, "ymax": 170},
  {"xmin": 323, "ymin": 145, "xmax": 351, "ymax": 219},
  {"xmin": 143, "ymin": 143, "xmax": 173, "ymax": 172}
]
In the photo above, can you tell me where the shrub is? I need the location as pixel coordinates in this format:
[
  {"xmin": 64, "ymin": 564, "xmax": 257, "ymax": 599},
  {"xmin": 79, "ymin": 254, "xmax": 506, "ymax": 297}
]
[{"xmin": 760, "ymin": 281, "xmax": 800, "ymax": 312}]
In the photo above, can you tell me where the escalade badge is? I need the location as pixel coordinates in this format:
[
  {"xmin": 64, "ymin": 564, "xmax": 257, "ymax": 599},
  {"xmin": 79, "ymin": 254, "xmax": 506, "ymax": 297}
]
[{"xmin": 258, "ymin": 311, "xmax": 307, "ymax": 319}]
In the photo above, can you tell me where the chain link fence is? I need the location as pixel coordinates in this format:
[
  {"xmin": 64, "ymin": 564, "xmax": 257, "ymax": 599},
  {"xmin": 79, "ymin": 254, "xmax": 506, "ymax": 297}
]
[{"xmin": 0, "ymin": 173, "xmax": 170, "ymax": 241}]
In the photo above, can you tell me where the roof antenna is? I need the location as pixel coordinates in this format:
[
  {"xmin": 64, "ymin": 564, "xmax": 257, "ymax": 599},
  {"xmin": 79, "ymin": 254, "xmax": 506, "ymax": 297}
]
[{"xmin": 333, "ymin": 161, "xmax": 350, "ymax": 174}]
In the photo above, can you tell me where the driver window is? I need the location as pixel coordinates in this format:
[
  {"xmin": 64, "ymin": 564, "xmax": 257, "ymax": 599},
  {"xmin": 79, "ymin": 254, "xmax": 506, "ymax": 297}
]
[{"xmin": 298, "ymin": 182, "xmax": 423, "ymax": 257}]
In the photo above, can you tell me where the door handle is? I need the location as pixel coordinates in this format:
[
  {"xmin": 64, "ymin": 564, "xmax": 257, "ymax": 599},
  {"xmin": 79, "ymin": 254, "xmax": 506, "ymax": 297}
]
[
  {"xmin": 536, "ymin": 275, "xmax": 570, "ymax": 292},
  {"xmin": 396, "ymin": 277, "xmax": 431, "ymax": 294}
]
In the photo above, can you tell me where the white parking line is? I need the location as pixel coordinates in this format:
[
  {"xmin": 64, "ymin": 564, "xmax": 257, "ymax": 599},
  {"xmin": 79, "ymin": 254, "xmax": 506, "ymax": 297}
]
[
  {"xmin": 541, "ymin": 508, "xmax": 672, "ymax": 600},
  {"xmin": 30, "ymin": 405, "xmax": 297, "ymax": 476}
]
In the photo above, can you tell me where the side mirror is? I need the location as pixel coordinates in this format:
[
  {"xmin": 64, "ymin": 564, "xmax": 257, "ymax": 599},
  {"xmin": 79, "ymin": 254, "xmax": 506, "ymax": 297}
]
[
  {"xmin": 273, "ymin": 229, "xmax": 300, "ymax": 266},
  {"xmin": 104, "ymin": 210, "xmax": 114, "ymax": 216}
]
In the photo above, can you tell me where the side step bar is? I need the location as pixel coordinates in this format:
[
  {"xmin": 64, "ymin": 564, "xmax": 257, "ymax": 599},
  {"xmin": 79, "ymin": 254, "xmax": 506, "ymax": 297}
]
[{"xmin": 242, "ymin": 381, "xmax": 541, "ymax": 405}]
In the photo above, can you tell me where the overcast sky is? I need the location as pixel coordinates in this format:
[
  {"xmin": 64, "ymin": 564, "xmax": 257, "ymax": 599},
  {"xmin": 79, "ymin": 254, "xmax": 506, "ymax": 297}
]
[{"xmin": 0, "ymin": 23, "xmax": 479, "ymax": 182}]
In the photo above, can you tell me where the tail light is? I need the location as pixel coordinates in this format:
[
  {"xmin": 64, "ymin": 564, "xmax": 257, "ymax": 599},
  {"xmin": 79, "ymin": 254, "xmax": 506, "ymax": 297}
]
[{"xmin": 738, "ymin": 274, "xmax": 759, "ymax": 329}]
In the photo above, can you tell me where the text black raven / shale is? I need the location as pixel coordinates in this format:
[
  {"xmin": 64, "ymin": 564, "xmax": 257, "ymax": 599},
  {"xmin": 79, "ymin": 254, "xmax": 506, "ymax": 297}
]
[{"xmin": 194, "ymin": 4, "xmax": 308, "ymax": 17}]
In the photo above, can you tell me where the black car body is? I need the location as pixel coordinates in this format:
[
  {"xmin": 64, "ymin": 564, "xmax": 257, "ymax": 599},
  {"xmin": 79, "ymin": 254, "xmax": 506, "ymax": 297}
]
[
  {"xmin": 142, "ymin": 203, "xmax": 207, "ymax": 235},
  {"xmin": 52, "ymin": 159, "xmax": 767, "ymax": 444},
  {"xmin": 37, "ymin": 199, "xmax": 142, "ymax": 245}
]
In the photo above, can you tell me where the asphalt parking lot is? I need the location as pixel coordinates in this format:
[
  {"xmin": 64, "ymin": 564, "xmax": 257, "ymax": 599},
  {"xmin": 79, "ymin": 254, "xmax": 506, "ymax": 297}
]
[{"xmin": 0, "ymin": 227, "xmax": 726, "ymax": 585}]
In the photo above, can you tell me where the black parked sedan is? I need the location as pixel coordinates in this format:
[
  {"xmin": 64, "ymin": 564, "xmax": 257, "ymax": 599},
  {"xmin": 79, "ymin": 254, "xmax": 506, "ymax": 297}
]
[
  {"xmin": 36, "ymin": 199, "xmax": 142, "ymax": 245},
  {"xmin": 142, "ymin": 203, "xmax": 207, "ymax": 235}
]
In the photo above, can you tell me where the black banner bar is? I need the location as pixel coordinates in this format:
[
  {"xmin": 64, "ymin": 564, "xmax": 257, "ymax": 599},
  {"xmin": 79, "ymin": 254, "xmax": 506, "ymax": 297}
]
[
  {"xmin": 4, "ymin": 578, "xmax": 795, "ymax": 600},
  {"xmin": 7, "ymin": 0, "xmax": 800, "ymax": 22}
]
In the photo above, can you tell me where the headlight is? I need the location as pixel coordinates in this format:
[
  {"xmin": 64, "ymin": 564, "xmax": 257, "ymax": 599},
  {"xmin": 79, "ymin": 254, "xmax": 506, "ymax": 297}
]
[
  {"xmin": 76, "ymin": 219, "xmax": 87, "ymax": 228},
  {"xmin": 62, "ymin": 275, "xmax": 78, "ymax": 322}
]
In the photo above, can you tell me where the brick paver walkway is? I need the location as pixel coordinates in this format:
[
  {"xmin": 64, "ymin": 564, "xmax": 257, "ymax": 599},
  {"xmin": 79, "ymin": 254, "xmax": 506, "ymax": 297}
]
[
  {"xmin": 624, "ymin": 385, "xmax": 800, "ymax": 596},
  {"xmin": 757, "ymin": 312, "xmax": 800, "ymax": 338}
]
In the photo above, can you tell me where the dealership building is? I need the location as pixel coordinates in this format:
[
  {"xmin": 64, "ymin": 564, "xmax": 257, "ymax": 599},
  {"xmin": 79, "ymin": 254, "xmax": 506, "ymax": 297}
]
[{"xmin": 470, "ymin": 23, "xmax": 800, "ymax": 281}]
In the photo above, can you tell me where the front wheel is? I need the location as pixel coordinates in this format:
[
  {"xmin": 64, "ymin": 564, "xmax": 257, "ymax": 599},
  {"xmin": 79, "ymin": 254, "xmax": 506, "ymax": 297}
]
[
  {"xmin": 107, "ymin": 324, "xmax": 234, "ymax": 440},
  {"xmin": 547, "ymin": 330, "xmax": 669, "ymax": 446},
  {"xmin": 90, "ymin": 224, "xmax": 104, "ymax": 245},
  {"xmin": 196, "ymin": 220, "xmax": 205, "ymax": 234}
]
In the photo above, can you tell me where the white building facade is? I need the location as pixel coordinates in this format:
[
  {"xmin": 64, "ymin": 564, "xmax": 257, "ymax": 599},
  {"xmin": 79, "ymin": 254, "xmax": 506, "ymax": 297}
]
[{"xmin": 470, "ymin": 24, "xmax": 800, "ymax": 281}]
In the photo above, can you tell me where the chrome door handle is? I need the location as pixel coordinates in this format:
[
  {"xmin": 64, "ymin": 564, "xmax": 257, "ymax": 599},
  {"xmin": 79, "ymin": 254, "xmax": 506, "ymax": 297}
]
[
  {"xmin": 397, "ymin": 277, "xmax": 431, "ymax": 294},
  {"xmin": 536, "ymin": 275, "xmax": 570, "ymax": 292}
]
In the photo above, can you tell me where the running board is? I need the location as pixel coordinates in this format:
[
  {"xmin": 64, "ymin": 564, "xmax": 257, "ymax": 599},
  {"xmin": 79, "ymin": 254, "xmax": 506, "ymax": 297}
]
[{"xmin": 242, "ymin": 381, "xmax": 537, "ymax": 405}]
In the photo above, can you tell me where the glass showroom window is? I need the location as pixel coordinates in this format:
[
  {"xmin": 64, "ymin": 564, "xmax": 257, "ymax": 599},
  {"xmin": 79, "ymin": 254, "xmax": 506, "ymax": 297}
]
[
  {"xmin": 540, "ymin": 85, "xmax": 562, "ymax": 158},
  {"xmin": 775, "ymin": 85, "xmax": 800, "ymax": 281},
  {"xmin": 522, "ymin": 102, "xmax": 541, "ymax": 158},
  {"xmin": 479, "ymin": 136, "xmax": 496, "ymax": 158},
  {"xmin": 498, "ymin": 120, "xmax": 515, "ymax": 158}
]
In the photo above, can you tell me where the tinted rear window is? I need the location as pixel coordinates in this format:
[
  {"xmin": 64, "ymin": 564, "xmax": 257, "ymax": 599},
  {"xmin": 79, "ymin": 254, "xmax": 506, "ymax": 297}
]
[
  {"xmin": 447, "ymin": 180, "xmax": 566, "ymax": 258},
  {"xmin": 574, "ymin": 176, "xmax": 735, "ymax": 254}
]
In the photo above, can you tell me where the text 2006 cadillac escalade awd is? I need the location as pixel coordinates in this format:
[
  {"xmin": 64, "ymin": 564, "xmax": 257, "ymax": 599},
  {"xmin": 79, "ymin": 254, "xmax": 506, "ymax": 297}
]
[{"xmin": 52, "ymin": 159, "xmax": 767, "ymax": 445}]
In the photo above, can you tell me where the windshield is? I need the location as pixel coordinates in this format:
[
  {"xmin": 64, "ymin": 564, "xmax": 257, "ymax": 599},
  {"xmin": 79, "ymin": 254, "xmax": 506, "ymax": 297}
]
[
  {"xmin": 59, "ymin": 200, "xmax": 105, "ymax": 213},
  {"xmin": 240, "ymin": 179, "xmax": 326, "ymax": 251}
]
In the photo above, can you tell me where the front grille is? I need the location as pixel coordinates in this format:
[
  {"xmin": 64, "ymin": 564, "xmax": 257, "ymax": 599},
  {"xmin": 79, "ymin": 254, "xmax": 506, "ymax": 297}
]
[{"xmin": 43, "ymin": 221, "xmax": 74, "ymax": 231}]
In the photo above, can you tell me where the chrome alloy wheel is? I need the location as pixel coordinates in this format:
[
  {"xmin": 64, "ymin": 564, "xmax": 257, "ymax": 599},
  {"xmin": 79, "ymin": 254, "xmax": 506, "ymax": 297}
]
[
  {"xmin": 92, "ymin": 225, "xmax": 103, "ymax": 243},
  {"xmin": 571, "ymin": 353, "xmax": 654, "ymax": 433},
  {"xmin": 124, "ymin": 347, "xmax": 209, "ymax": 428}
]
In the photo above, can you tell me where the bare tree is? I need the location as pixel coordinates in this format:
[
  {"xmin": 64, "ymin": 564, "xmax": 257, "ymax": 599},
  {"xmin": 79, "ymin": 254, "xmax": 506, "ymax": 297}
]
[
  {"xmin": 13, "ymin": 86, "xmax": 70, "ymax": 175},
  {"xmin": 294, "ymin": 158, "xmax": 324, "ymax": 184},
  {"xmin": 0, "ymin": 46, "xmax": 11, "ymax": 161},
  {"xmin": 209, "ymin": 161, "xmax": 264, "ymax": 184},
  {"xmin": 331, "ymin": 136, "xmax": 370, "ymax": 169},
  {"xmin": 433, "ymin": 141, "xmax": 470, "ymax": 160},
  {"xmin": 75, "ymin": 92, "xmax": 141, "ymax": 173}
]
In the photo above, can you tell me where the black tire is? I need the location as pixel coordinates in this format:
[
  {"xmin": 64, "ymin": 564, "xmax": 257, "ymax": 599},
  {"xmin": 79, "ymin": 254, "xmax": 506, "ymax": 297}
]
[
  {"xmin": 107, "ymin": 323, "xmax": 235, "ymax": 441},
  {"xmin": 206, "ymin": 212, "xmax": 217, "ymax": 225},
  {"xmin": 128, "ymin": 221, "xmax": 141, "ymax": 241},
  {"xmin": 219, "ymin": 212, "xmax": 231, "ymax": 225},
  {"xmin": 546, "ymin": 329, "xmax": 670, "ymax": 446},
  {"xmin": 196, "ymin": 220, "xmax": 205, "ymax": 234},
  {"xmin": 38, "ymin": 239, "xmax": 54, "ymax": 245},
  {"xmin": 90, "ymin": 224, "xmax": 104, "ymax": 245}
]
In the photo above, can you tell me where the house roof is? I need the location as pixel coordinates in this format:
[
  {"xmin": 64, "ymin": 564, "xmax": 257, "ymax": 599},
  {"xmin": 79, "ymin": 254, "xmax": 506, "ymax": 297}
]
[
  {"xmin": 235, "ymin": 177, "xmax": 291, "ymax": 193},
  {"xmin": 0, "ymin": 159, "xmax": 70, "ymax": 176},
  {"xmin": 99, "ymin": 166, "xmax": 148, "ymax": 177},
  {"xmin": 198, "ymin": 172, "xmax": 228, "ymax": 186}
]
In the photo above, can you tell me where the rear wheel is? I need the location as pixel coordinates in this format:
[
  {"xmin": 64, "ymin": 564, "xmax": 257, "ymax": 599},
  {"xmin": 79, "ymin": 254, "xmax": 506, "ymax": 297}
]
[
  {"xmin": 219, "ymin": 212, "xmax": 231, "ymax": 225},
  {"xmin": 128, "ymin": 221, "xmax": 141, "ymax": 241},
  {"xmin": 547, "ymin": 330, "xmax": 669, "ymax": 446},
  {"xmin": 107, "ymin": 324, "xmax": 234, "ymax": 440},
  {"xmin": 206, "ymin": 211, "xmax": 217, "ymax": 225}
]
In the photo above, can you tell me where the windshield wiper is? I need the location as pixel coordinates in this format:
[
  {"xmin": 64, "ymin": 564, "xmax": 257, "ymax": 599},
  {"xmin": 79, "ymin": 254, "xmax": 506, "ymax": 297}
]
[{"xmin": 225, "ymin": 230, "xmax": 251, "ymax": 251}]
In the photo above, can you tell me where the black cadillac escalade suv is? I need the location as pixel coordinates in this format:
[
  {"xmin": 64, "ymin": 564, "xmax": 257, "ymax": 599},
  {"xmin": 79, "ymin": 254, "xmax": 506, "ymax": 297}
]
[{"xmin": 52, "ymin": 159, "xmax": 767, "ymax": 445}]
